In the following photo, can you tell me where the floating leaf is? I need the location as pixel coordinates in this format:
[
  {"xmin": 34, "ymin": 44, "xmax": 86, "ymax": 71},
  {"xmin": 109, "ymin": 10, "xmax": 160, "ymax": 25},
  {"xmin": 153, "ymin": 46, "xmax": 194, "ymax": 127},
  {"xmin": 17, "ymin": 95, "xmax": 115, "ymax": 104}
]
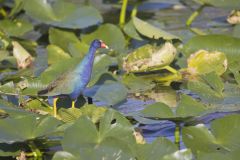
[
  {"xmin": 123, "ymin": 20, "xmax": 143, "ymax": 40},
  {"xmin": 47, "ymin": 45, "xmax": 71, "ymax": 64},
  {"xmin": 132, "ymin": 17, "xmax": 180, "ymax": 40},
  {"xmin": 23, "ymin": 0, "xmax": 103, "ymax": 29},
  {"xmin": 182, "ymin": 35, "xmax": 240, "ymax": 67},
  {"xmin": 82, "ymin": 24, "xmax": 126, "ymax": 52},
  {"xmin": 122, "ymin": 73, "xmax": 155, "ymax": 93},
  {"xmin": 197, "ymin": 0, "xmax": 240, "ymax": 9},
  {"xmin": 187, "ymin": 72, "xmax": 224, "ymax": 103},
  {"xmin": 141, "ymin": 94, "xmax": 207, "ymax": 122},
  {"xmin": 187, "ymin": 50, "xmax": 227, "ymax": 75},
  {"xmin": 123, "ymin": 42, "xmax": 177, "ymax": 72},
  {"xmin": 0, "ymin": 19, "xmax": 33, "ymax": 37},
  {"xmin": 58, "ymin": 104, "xmax": 106, "ymax": 123},
  {"xmin": 136, "ymin": 137, "xmax": 177, "ymax": 160},
  {"xmin": 49, "ymin": 28, "xmax": 80, "ymax": 53},
  {"xmin": 61, "ymin": 109, "xmax": 136, "ymax": 159},
  {"xmin": 0, "ymin": 115, "xmax": 62, "ymax": 143},
  {"xmin": 182, "ymin": 114, "xmax": 240, "ymax": 156}
]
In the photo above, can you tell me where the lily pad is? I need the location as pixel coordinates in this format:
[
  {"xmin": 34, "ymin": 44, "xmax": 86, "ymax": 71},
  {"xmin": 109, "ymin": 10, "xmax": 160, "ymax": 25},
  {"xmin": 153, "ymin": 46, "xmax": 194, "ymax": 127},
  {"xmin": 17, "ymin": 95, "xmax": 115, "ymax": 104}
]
[
  {"xmin": 122, "ymin": 73, "xmax": 155, "ymax": 93},
  {"xmin": 47, "ymin": 45, "xmax": 71, "ymax": 64},
  {"xmin": 197, "ymin": 0, "xmax": 240, "ymax": 9},
  {"xmin": 58, "ymin": 104, "xmax": 106, "ymax": 123},
  {"xmin": 81, "ymin": 24, "xmax": 126, "ymax": 52},
  {"xmin": 123, "ymin": 42, "xmax": 177, "ymax": 72},
  {"xmin": 61, "ymin": 109, "xmax": 136, "ymax": 159},
  {"xmin": 49, "ymin": 28, "xmax": 81, "ymax": 54},
  {"xmin": 132, "ymin": 17, "xmax": 180, "ymax": 40},
  {"xmin": 23, "ymin": 0, "xmax": 103, "ymax": 29},
  {"xmin": 0, "ymin": 115, "xmax": 62, "ymax": 143},
  {"xmin": 136, "ymin": 137, "xmax": 177, "ymax": 160},
  {"xmin": 123, "ymin": 20, "xmax": 143, "ymax": 40},
  {"xmin": 0, "ymin": 19, "xmax": 33, "ymax": 37},
  {"xmin": 187, "ymin": 72, "xmax": 225, "ymax": 103},
  {"xmin": 187, "ymin": 50, "xmax": 227, "ymax": 76},
  {"xmin": 182, "ymin": 35, "xmax": 240, "ymax": 68},
  {"xmin": 182, "ymin": 114, "xmax": 240, "ymax": 156},
  {"xmin": 141, "ymin": 94, "xmax": 208, "ymax": 122}
]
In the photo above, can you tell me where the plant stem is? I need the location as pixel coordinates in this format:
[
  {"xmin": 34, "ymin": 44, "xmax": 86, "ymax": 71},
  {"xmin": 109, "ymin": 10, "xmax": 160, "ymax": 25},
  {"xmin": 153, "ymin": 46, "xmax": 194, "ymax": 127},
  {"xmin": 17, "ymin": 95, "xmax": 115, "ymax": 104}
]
[
  {"xmin": 28, "ymin": 141, "xmax": 42, "ymax": 159},
  {"xmin": 174, "ymin": 123, "xmax": 181, "ymax": 150},
  {"xmin": 0, "ymin": 8, "xmax": 7, "ymax": 18},
  {"xmin": 119, "ymin": 0, "xmax": 128, "ymax": 28},
  {"xmin": 131, "ymin": 3, "xmax": 139, "ymax": 18},
  {"xmin": 186, "ymin": 5, "xmax": 207, "ymax": 35}
]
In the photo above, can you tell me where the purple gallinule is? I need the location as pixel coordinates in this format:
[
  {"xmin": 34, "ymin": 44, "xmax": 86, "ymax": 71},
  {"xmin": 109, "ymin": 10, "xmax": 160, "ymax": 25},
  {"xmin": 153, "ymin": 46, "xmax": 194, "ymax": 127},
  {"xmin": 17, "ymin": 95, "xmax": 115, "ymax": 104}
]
[{"xmin": 38, "ymin": 39, "xmax": 109, "ymax": 117}]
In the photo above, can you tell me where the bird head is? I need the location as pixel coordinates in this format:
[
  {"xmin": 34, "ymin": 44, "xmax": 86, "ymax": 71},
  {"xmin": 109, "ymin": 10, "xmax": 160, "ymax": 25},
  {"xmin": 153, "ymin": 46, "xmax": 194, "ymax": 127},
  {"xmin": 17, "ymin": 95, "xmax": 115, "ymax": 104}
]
[{"xmin": 91, "ymin": 39, "xmax": 109, "ymax": 49}]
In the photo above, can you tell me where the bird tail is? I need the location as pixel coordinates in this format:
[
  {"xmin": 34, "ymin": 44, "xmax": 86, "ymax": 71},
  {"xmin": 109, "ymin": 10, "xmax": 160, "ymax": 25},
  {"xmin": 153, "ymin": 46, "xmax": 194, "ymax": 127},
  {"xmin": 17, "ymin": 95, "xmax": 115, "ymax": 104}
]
[{"xmin": 37, "ymin": 88, "xmax": 49, "ymax": 95}]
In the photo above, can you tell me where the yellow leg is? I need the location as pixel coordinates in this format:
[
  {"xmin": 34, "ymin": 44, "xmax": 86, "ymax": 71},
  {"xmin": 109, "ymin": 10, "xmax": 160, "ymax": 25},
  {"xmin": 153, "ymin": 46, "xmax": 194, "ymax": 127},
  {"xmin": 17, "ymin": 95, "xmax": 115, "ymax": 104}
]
[
  {"xmin": 53, "ymin": 98, "xmax": 58, "ymax": 117},
  {"xmin": 71, "ymin": 101, "xmax": 75, "ymax": 108}
]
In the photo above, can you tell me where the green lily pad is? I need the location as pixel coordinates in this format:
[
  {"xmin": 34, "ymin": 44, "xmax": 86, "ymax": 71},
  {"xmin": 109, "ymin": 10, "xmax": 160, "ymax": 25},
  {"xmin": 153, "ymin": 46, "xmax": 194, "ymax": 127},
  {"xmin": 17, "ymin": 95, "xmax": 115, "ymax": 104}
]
[
  {"xmin": 187, "ymin": 72, "xmax": 224, "ymax": 103},
  {"xmin": 197, "ymin": 0, "xmax": 240, "ymax": 8},
  {"xmin": 136, "ymin": 137, "xmax": 177, "ymax": 160},
  {"xmin": 122, "ymin": 73, "xmax": 155, "ymax": 93},
  {"xmin": 49, "ymin": 28, "xmax": 81, "ymax": 54},
  {"xmin": 187, "ymin": 50, "xmax": 227, "ymax": 75},
  {"xmin": 23, "ymin": 0, "xmax": 102, "ymax": 29},
  {"xmin": 141, "ymin": 94, "xmax": 208, "ymax": 122},
  {"xmin": 82, "ymin": 24, "xmax": 126, "ymax": 52},
  {"xmin": 0, "ymin": 115, "xmax": 62, "ymax": 143},
  {"xmin": 47, "ymin": 45, "xmax": 71, "ymax": 64},
  {"xmin": 182, "ymin": 35, "xmax": 240, "ymax": 68},
  {"xmin": 61, "ymin": 109, "xmax": 136, "ymax": 159},
  {"xmin": 0, "ymin": 19, "xmax": 33, "ymax": 37},
  {"xmin": 123, "ymin": 42, "xmax": 177, "ymax": 72},
  {"xmin": 132, "ymin": 17, "xmax": 180, "ymax": 40},
  {"xmin": 182, "ymin": 114, "xmax": 240, "ymax": 156},
  {"xmin": 58, "ymin": 104, "xmax": 106, "ymax": 123},
  {"xmin": 123, "ymin": 20, "xmax": 143, "ymax": 41}
]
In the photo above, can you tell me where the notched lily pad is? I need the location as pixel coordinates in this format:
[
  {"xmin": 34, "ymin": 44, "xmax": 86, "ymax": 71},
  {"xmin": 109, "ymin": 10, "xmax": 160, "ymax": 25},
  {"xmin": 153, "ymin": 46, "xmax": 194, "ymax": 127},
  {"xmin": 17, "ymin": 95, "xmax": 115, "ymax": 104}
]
[
  {"xmin": 123, "ymin": 42, "xmax": 177, "ymax": 73},
  {"xmin": 187, "ymin": 50, "xmax": 227, "ymax": 76}
]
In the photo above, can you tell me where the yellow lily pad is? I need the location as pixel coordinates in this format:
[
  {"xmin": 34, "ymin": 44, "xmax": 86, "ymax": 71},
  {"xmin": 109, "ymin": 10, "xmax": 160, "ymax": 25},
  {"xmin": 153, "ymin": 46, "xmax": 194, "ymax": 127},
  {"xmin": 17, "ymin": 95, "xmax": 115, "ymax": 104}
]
[
  {"xmin": 187, "ymin": 50, "xmax": 227, "ymax": 75},
  {"xmin": 123, "ymin": 42, "xmax": 177, "ymax": 72}
]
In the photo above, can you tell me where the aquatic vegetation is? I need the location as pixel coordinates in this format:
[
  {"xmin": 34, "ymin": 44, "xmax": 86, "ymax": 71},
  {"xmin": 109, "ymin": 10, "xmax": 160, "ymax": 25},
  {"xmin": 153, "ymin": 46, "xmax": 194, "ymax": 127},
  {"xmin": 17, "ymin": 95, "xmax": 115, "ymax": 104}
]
[{"xmin": 0, "ymin": 0, "xmax": 239, "ymax": 159}]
